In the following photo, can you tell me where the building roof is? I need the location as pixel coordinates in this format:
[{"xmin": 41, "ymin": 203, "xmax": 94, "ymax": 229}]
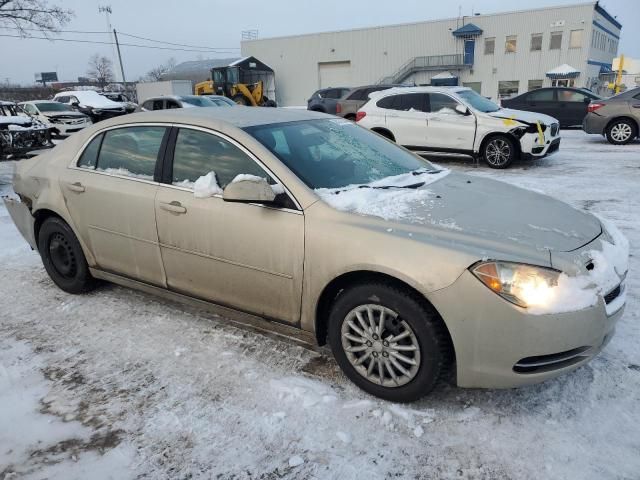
[
  {"xmin": 162, "ymin": 58, "xmax": 240, "ymax": 82},
  {"xmin": 451, "ymin": 23, "xmax": 483, "ymax": 37},
  {"xmin": 546, "ymin": 64, "xmax": 581, "ymax": 78}
]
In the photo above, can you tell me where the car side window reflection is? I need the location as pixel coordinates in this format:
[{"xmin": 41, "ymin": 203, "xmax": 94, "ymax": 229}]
[
  {"xmin": 96, "ymin": 127, "xmax": 166, "ymax": 180},
  {"xmin": 172, "ymin": 128, "xmax": 274, "ymax": 188}
]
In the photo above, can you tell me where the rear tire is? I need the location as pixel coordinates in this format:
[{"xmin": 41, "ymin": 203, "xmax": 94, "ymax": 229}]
[
  {"xmin": 38, "ymin": 216, "xmax": 95, "ymax": 294},
  {"xmin": 328, "ymin": 282, "xmax": 449, "ymax": 402},
  {"xmin": 605, "ymin": 119, "xmax": 637, "ymax": 145},
  {"xmin": 482, "ymin": 135, "xmax": 516, "ymax": 169}
]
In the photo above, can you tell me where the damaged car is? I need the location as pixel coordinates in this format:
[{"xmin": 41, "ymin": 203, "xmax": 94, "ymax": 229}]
[
  {"xmin": 19, "ymin": 100, "xmax": 92, "ymax": 137},
  {"xmin": 3, "ymin": 108, "xmax": 627, "ymax": 402},
  {"xmin": 0, "ymin": 101, "xmax": 53, "ymax": 159},
  {"xmin": 357, "ymin": 86, "xmax": 561, "ymax": 168}
]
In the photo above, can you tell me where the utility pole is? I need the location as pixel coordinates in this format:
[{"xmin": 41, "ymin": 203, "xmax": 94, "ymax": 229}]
[
  {"xmin": 98, "ymin": 5, "xmax": 121, "ymax": 84},
  {"xmin": 113, "ymin": 29, "xmax": 127, "ymax": 86}
]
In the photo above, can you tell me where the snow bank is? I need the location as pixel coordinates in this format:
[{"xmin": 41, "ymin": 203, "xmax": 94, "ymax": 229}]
[
  {"xmin": 193, "ymin": 171, "xmax": 222, "ymax": 198},
  {"xmin": 315, "ymin": 169, "xmax": 450, "ymax": 221},
  {"xmin": 528, "ymin": 217, "xmax": 629, "ymax": 315}
]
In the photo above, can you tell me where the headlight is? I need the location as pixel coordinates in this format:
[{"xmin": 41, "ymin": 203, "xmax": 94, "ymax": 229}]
[{"xmin": 471, "ymin": 261, "xmax": 560, "ymax": 308}]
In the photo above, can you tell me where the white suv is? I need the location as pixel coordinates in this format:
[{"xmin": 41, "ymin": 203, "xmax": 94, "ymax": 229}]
[{"xmin": 356, "ymin": 86, "xmax": 561, "ymax": 168}]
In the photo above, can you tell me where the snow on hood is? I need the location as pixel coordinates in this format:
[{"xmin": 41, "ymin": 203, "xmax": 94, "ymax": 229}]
[
  {"xmin": 0, "ymin": 116, "xmax": 32, "ymax": 126},
  {"xmin": 317, "ymin": 171, "xmax": 601, "ymax": 253},
  {"xmin": 315, "ymin": 169, "xmax": 451, "ymax": 221},
  {"xmin": 488, "ymin": 108, "xmax": 558, "ymax": 126},
  {"xmin": 528, "ymin": 217, "xmax": 628, "ymax": 315}
]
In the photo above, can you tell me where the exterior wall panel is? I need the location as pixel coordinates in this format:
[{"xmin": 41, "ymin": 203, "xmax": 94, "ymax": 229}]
[{"xmin": 242, "ymin": 2, "xmax": 620, "ymax": 105}]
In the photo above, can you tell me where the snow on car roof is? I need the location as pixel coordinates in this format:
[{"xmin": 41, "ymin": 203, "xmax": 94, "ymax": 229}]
[
  {"xmin": 368, "ymin": 85, "xmax": 470, "ymax": 99},
  {"xmin": 55, "ymin": 90, "xmax": 120, "ymax": 108}
]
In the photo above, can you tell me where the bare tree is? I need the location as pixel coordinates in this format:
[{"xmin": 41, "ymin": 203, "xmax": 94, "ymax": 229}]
[
  {"xmin": 145, "ymin": 57, "xmax": 177, "ymax": 81},
  {"xmin": 87, "ymin": 54, "xmax": 114, "ymax": 88},
  {"xmin": 0, "ymin": 0, "xmax": 72, "ymax": 35}
]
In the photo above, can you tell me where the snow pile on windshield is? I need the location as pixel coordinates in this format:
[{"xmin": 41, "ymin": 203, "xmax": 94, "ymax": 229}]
[
  {"xmin": 194, "ymin": 171, "xmax": 222, "ymax": 198},
  {"xmin": 315, "ymin": 169, "xmax": 450, "ymax": 221},
  {"xmin": 528, "ymin": 217, "xmax": 629, "ymax": 315}
]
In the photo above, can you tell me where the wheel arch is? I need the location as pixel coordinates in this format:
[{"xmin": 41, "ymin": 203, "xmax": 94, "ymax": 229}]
[
  {"xmin": 478, "ymin": 131, "xmax": 522, "ymax": 158},
  {"xmin": 371, "ymin": 127, "xmax": 395, "ymax": 142},
  {"xmin": 314, "ymin": 270, "xmax": 455, "ymax": 362},
  {"xmin": 606, "ymin": 116, "xmax": 639, "ymax": 133}
]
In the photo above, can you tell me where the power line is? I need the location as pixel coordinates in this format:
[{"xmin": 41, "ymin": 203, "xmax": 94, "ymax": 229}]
[
  {"xmin": 117, "ymin": 31, "xmax": 239, "ymax": 51},
  {"xmin": 0, "ymin": 33, "xmax": 240, "ymax": 53},
  {"xmin": 1, "ymin": 26, "xmax": 240, "ymax": 50}
]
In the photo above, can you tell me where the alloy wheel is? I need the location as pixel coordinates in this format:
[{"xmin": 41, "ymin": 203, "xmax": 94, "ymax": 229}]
[
  {"xmin": 340, "ymin": 304, "xmax": 421, "ymax": 387},
  {"xmin": 485, "ymin": 138, "xmax": 511, "ymax": 167},
  {"xmin": 611, "ymin": 123, "xmax": 632, "ymax": 143}
]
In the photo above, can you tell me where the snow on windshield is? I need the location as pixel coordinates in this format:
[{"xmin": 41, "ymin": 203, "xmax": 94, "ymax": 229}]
[
  {"xmin": 315, "ymin": 169, "xmax": 450, "ymax": 221},
  {"xmin": 70, "ymin": 91, "xmax": 120, "ymax": 108}
]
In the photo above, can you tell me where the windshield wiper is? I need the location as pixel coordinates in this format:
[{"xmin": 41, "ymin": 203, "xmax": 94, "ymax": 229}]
[{"xmin": 330, "ymin": 181, "xmax": 426, "ymax": 194}]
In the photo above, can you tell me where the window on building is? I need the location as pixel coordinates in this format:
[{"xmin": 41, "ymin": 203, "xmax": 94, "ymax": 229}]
[
  {"xmin": 505, "ymin": 35, "xmax": 517, "ymax": 53},
  {"xmin": 549, "ymin": 31, "xmax": 563, "ymax": 50},
  {"xmin": 463, "ymin": 82, "xmax": 482, "ymax": 94},
  {"xmin": 484, "ymin": 37, "xmax": 495, "ymax": 55},
  {"xmin": 97, "ymin": 127, "xmax": 167, "ymax": 180},
  {"xmin": 498, "ymin": 81, "xmax": 519, "ymax": 99},
  {"xmin": 551, "ymin": 78, "xmax": 576, "ymax": 87},
  {"xmin": 530, "ymin": 33, "xmax": 543, "ymax": 51},
  {"xmin": 569, "ymin": 29, "xmax": 583, "ymax": 48},
  {"xmin": 528, "ymin": 79, "xmax": 543, "ymax": 91}
]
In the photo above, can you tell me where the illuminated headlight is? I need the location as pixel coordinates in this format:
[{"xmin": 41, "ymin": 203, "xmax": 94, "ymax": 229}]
[{"xmin": 471, "ymin": 261, "xmax": 560, "ymax": 308}]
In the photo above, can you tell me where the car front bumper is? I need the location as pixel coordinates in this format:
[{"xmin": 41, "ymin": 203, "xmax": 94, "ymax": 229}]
[
  {"xmin": 49, "ymin": 119, "xmax": 91, "ymax": 136},
  {"xmin": 428, "ymin": 270, "xmax": 624, "ymax": 388},
  {"xmin": 519, "ymin": 129, "xmax": 561, "ymax": 160}
]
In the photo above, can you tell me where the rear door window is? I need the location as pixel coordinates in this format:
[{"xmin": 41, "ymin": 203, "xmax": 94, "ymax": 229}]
[
  {"xmin": 428, "ymin": 93, "xmax": 459, "ymax": 113},
  {"xmin": 557, "ymin": 90, "xmax": 588, "ymax": 102},
  {"xmin": 527, "ymin": 89, "xmax": 555, "ymax": 102},
  {"xmin": 77, "ymin": 134, "xmax": 104, "ymax": 169},
  {"xmin": 96, "ymin": 126, "xmax": 167, "ymax": 180},
  {"xmin": 152, "ymin": 100, "xmax": 164, "ymax": 110}
]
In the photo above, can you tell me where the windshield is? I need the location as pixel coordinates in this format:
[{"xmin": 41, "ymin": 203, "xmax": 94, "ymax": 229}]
[
  {"xmin": 457, "ymin": 89, "xmax": 501, "ymax": 113},
  {"xmin": 35, "ymin": 102, "xmax": 73, "ymax": 112},
  {"xmin": 180, "ymin": 95, "xmax": 216, "ymax": 107},
  {"xmin": 245, "ymin": 119, "xmax": 436, "ymax": 189}
]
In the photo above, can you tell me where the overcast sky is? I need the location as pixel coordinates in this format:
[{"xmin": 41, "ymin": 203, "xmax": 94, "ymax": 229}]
[{"xmin": 2, "ymin": 0, "xmax": 638, "ymax": 84}]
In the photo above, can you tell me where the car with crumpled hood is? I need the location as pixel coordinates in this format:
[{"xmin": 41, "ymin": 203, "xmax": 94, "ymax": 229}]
[
  {"xmin": 2, "ymin": 107, "xmax": 628, "ymax": 402},
  {"xmin": 0, "ymin": 101, "xmax": 53, "ymax": 159}
]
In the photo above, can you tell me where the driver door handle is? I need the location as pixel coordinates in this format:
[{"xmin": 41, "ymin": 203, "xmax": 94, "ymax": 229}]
[
  {"xmin": 159, "ymin": 201, "xmax": 187, "ymax": 214},
  {"xmin": 66, "ymin": 182, "xmax": 85, "ymax": 193}
]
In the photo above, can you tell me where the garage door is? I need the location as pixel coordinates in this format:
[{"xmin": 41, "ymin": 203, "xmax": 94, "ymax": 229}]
[{"xmin": 318, "ymin": 61, "xmax": 352, "ymax": 89}]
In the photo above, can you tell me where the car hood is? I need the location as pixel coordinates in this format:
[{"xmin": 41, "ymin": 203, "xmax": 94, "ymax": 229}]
[
  {"xmin": 487, "ymin": 108, "xmax": 558, "ymax": 126},
  {"xmin": 318, "ymin": 171, "xmax": 601, "ymax": 254}
]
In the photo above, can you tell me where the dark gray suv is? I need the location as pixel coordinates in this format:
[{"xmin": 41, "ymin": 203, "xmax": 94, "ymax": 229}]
[
  {"xmin": 583, "ymin": 87, "xmax": 640, "ymax": 144},
  {"xmin": 307, "ymin": 87, "xmax": 350, "ymax": 114}
]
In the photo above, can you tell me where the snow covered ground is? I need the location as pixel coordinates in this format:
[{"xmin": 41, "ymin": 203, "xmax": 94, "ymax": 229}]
[{"xmin": 1, "ymin": 130, "xmax": 639, "ymax": 479}]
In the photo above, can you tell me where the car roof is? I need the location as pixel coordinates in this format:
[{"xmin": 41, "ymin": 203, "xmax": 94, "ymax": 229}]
[
  {"xmin": 369, "ymin": 86, "xmax": 470, "ymax": 98},
  {"xmin": 99, "ymin": 106, "xmax": 329, "ymax": 129},
  {"xmin": 0, "ymin": 100, "xmax": 16, "ymax": 106},
  {"xmin": 20, "ymin": 99, "xmax": 58, "ymax": 104}
]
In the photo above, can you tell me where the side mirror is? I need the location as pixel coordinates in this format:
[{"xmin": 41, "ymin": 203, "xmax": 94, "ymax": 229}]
[
  {"xmin": 71, "ymin": 101, "xmax": 80, "ymax": 107},
  {"xmin": 455, "ymin": 104, "xmax": 470, "ymax": 115},
  {"xmin": 584, "ymin": 97, "xmax": 592, "ymax": 104},
  {"xmin": 222, "ymin": 177, "xmax": 276, "ymax": 204}
]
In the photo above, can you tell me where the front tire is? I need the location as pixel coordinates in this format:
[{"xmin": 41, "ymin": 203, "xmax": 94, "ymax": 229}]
[
  {"xmin": 605, "ymin": 119, "xmax": 637, "ymax": 145},
  {"xmin": 328, "ymin": 283, "xmax": 449, "ymax": 402},
  {"xmin": 482, "ymin": 135, "xmax": 516, "ymax": 168},
  {"xmin": 38, "ymin": 216, "xmax": 95, "ymax": 294}
]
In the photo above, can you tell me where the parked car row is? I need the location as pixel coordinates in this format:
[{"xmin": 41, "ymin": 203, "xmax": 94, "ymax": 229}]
[{"xmin": 0, "ymin": 100, "xmax": 52, "ymax": 159}]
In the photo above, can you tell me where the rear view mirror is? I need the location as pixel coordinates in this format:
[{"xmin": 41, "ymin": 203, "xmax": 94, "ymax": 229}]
[
  {"xmin": 222, "ymin": 177, "xmax": 276, "ymax": 204},
  {"xmin": 455, "ymin": 104, "xmax": 470, "ymax": 115}
]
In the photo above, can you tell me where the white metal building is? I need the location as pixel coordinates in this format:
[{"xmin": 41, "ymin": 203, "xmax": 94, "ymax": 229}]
[{"xmin": 241, "ymin": 1, "xmax": 621, "ymax": 106}]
